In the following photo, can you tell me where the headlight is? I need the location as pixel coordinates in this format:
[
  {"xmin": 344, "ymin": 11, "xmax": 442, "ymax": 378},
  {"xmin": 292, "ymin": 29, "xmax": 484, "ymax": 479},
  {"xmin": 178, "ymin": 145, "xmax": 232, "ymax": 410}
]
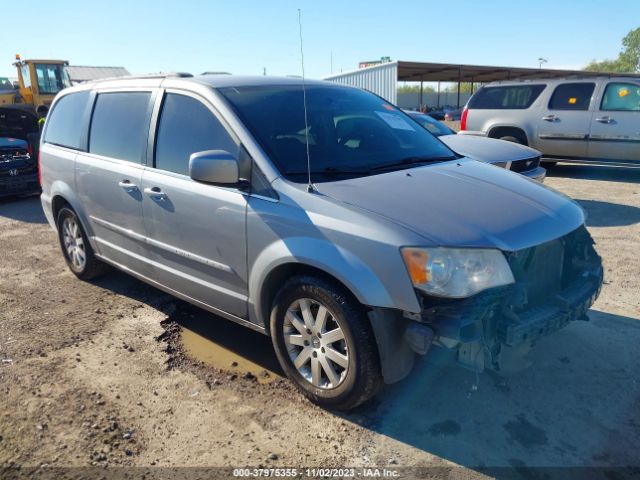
[{"xmin": 401, "ymin": 247, "xmax": 514, "ymax": 298}]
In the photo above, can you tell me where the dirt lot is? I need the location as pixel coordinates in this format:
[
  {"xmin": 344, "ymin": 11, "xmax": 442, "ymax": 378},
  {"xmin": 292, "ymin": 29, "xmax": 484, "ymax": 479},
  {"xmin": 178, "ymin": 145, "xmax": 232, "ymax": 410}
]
[{"xmin": 0, "ymin": 164, "xmax": 639, "ymax": 479}]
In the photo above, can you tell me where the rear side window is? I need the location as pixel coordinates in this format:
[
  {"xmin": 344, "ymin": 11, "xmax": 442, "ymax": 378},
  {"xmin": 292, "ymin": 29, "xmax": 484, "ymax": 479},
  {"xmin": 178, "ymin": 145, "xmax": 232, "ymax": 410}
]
[
  {"xmin": 154, "ymin": 93, "xmax": 238, "ymax": 175},
  {"xmin": 89, "ymin": 92, "xmax": 152, "ymax": 163},
  {"xmin": 468, "ymin": 85, "xmax": 545, "ymax": 109},
  {"xmin": 600, "ymin": 82, "xmax": 640, "ymax": 111},
  {"xmin": 44, "ymin": 91, "xmax": 90, "ymax": 149},
  {"xmin": 548, "ymin": 83, "xmax": 595, "ymax": 111}
]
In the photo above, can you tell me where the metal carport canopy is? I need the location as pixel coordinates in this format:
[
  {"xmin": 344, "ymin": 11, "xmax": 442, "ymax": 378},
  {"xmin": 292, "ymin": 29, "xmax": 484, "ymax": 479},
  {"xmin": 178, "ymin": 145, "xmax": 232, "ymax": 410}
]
[
  {"xmin": 396, "ymin": 60, "xmax": 640, "ymax": 82},
  {"xmin": 322, "ymin": 61, "xmax": 640, "ymax": 107}
]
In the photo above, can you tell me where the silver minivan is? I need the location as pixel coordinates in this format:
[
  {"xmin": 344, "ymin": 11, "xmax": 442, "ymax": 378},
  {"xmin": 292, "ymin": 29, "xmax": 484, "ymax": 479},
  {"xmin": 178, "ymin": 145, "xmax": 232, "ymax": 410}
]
[
  {"xmin": 40, "ymin": 75, "xmax": 603, "ymax": 410},
  {"xmin": 460, "ymin": 77, "xmax": 640, "ymax": 165}
]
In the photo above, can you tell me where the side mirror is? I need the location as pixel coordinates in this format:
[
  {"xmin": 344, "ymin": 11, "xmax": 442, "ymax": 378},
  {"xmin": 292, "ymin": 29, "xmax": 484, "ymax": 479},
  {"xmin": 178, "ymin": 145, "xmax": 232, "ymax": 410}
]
[{"xmin": 189, "ymin": 150, "xmax": 242, "ymax": 186}]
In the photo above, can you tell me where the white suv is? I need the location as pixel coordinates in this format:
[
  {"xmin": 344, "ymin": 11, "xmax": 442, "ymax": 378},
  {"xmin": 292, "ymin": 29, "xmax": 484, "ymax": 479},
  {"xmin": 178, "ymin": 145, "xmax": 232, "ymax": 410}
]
[{"xmin": 460, "ymin": 77, "xmax": 640, "ymax": 165}]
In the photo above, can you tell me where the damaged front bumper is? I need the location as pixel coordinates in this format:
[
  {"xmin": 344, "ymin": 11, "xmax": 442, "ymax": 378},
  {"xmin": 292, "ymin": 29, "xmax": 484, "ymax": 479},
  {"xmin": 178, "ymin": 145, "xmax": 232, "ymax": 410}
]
[
  {"xmin": 370, "ymin": 225, "xmax": 603, "ymax": 383},
  {"xmin": 424, "ymin": 262, "xmax": 602, "ymax": 373}
]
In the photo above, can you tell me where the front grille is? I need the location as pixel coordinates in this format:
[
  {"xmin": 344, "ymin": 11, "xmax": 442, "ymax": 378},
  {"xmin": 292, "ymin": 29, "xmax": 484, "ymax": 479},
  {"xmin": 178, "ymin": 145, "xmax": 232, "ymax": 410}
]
[
  {"xmin": 0, "ymin": 165, "xmax": 36, "ymax": 178},
  {"xmin": 506, "ymin": 225, "xmax": 596, "ymax": 308},
  {"xmin": 510, "ymin": 155, "xmax": 540, "ymax": 173}
]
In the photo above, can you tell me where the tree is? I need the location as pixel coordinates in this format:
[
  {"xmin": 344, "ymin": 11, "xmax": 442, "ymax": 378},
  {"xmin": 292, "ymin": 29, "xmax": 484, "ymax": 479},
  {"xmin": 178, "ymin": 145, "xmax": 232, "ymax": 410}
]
[
  {"xmin": 443, "ymin": 82, "xmax": 475, "ymax": 93},
  {"xmin": 584, "ymin": 27, "xmax": 640, "ymax": 73},
  {"xmin": 397, "ymin": 85, "xmax": 435, "ymax": 94},
  {"xmin": 620, "ymin": 27, "xmax": 640, "ymax": 72}
]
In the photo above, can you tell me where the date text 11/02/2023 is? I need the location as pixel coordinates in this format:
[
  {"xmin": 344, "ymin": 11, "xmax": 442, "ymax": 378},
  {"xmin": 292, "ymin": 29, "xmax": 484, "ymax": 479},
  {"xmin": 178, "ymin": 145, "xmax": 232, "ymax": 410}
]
[{"xmin": 232, "ymin": 468, "xmax": 400, "ymax": 477}]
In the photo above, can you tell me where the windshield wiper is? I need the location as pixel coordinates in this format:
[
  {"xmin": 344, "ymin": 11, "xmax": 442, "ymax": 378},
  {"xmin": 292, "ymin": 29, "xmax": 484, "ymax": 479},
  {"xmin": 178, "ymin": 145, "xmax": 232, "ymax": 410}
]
[
  {"xmin": 286, "ymin": 167, "xmax": 371, "ymax": 177},
  {"xmin": 370, "ymin": 156, "xmax": 456, "ymax": 172}
]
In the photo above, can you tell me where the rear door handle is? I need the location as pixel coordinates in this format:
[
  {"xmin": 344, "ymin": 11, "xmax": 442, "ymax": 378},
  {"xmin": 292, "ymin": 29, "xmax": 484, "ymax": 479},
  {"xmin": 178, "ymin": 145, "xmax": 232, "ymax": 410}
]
[
  {"xmin": 118, "ymin": 180, "xmax": 138, "ymax": 190},
  {"xmin": 595, "ymin": 116, "xmax": 613, "ymax": 124},
  {"xmin": 542, "ymin": 114, "xmax": 557, "ymax": 122},
  {"xmin": 144, "ymin": 186, "xmax": 167, "ymax": 201}
]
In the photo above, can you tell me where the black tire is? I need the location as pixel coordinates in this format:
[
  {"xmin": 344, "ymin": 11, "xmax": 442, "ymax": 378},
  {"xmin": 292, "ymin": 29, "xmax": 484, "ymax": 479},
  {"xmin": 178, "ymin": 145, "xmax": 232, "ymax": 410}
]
[
  {"xmin": 56, "ymin": 206, "xmax": 108, "ymax": 280},
  {"xmin": 270, "ymin": 275, "xmax": 382, "ymax": 410},
  {"xmin": 499, "ymin": 135, "xmax": 525, "ymax": 145}
]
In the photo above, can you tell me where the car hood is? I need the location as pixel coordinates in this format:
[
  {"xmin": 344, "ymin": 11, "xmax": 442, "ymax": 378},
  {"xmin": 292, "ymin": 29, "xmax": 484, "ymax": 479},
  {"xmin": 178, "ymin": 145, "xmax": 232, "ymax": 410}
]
[
  {"xmin": 439, "ymin": 134, "xmax": 540, "ymax": 163},
  {"xmin": 315, "ymin": 158, "xmax": 584, "ymax": 252},
  {"xmin": 0, "ymin": 137, "xmax": 28, "ymax": 150}
]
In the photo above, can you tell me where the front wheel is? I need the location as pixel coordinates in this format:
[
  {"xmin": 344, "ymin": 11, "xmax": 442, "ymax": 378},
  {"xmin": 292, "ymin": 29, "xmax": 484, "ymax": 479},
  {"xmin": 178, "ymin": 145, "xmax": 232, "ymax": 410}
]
[{"xmin": 270, "ymin": 275, "xmax": 382, "ymax": 410}]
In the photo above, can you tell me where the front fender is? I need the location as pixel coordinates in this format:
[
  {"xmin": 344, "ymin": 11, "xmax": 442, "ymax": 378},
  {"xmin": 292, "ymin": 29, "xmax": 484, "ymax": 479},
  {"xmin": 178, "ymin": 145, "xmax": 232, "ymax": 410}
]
[{"xmin": 248, "ymin": 236, "xmax": 418, "ymax": 327}]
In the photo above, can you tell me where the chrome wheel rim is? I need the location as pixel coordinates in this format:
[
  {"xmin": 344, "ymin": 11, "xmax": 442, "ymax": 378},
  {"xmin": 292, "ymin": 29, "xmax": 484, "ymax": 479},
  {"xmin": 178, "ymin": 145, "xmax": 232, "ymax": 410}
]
[
  {"xmin": 62, "ymin": 217, "xmax": 86, "ymax": 271},
  {"xmin": 283, "ymin": 298, "xmax": 349, "ymax": 389}
]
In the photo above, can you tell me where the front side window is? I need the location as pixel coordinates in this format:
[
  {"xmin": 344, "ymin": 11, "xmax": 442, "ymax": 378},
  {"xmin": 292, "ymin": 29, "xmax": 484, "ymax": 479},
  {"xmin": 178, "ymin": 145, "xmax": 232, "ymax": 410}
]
[
  {"xmin": 154, "ymin": 93, "xmax": 238, "ymax": 175},
  {"xmin": 89, "ymin": 92, "xmax": 152, "ymax": 163},
  {"xmin": 21, "ymin": 65, "xmax": 31, "ymax": 89},
  {"xmin": 468, "ymin": 85, "xmax": 546, "ymax": 109},
  {"xmin": 0, "ymin": 77, "xmax": 13, "ymax": 90},
  {"xmin": 548, "ymin": 83, "xmax": 595, "ymax": 111},
  {"xmin": 219, "ymin": 85, "xmax": 456, "ymax": 183},
  {"xmin": 600, "ymin": 82, "xmax": 640, "ymax": 112},
  {"xmin": 35, "ymin": 64, "xmax": 71, "ymax": 95},
  {"xmin": 44, "ymin": 91, "xmax": 90, "ymax": 149}
]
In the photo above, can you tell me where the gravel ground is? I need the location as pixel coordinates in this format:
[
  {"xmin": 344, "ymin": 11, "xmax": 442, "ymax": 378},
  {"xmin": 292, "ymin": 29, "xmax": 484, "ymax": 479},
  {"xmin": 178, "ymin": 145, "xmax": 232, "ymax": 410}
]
[{"xmin": 0, "ymin": 163, "xmax": 638, "ymax": 479}]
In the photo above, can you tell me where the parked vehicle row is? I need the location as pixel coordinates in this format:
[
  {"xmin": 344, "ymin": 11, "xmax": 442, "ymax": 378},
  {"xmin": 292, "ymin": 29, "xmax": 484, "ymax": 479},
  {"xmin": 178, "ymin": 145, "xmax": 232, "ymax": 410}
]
[
  {"xmin": 405, "ymin": 110, "xmax": 546, "ymax": 182},
  {"xmin": 460, "ymin": 77, "xmax": 640, "ymax": 165},
  {"xmin": 444, "ymin": 107, "xmax": 463, "ymax": 121},
  {"xmin": 40, "ymin": 75, "xmax": 602, "ymax": 410}
]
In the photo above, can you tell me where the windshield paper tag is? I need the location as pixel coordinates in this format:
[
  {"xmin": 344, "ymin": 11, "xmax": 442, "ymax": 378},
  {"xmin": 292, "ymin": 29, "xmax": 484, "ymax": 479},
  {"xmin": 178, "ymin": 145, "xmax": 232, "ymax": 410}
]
[{"xmin": 375, "ymin": 111, "xmax": 415, "ymax": 131}]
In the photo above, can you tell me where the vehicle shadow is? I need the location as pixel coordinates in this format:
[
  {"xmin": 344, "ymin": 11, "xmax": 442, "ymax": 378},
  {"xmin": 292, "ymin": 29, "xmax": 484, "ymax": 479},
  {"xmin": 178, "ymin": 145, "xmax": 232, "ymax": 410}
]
[
  {"xmin": 341, "ymin": 309, "xmax": 640, "ymax": 472},
  {"xmin": 91, "ymin": 270, "xmax": 283, "ymax": 374},
  {"xmin": 576, "ymin": 199, "xmax": 640, "ymax": 227},
  {"xmin": 0, "ymin": 194, "xmax": 46, "ymax": 224},
  {"xmin": 546, "ymin": 163, "xmax": 640, "ymax": 183}
]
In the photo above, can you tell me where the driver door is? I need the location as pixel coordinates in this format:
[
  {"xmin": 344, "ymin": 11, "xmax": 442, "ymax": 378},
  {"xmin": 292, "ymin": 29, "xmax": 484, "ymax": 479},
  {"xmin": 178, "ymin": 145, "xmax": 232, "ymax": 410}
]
[{"xmin": 141, "ymin": 91, "xmax": 249, "ymax": 318}]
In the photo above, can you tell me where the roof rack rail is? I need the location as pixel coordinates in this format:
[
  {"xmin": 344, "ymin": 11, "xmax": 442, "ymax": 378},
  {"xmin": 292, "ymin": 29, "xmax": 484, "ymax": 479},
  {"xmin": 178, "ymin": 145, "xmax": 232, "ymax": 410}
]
[{"xmin": 121, "ymin": 72, "xmax": 194, "ymax": 80}]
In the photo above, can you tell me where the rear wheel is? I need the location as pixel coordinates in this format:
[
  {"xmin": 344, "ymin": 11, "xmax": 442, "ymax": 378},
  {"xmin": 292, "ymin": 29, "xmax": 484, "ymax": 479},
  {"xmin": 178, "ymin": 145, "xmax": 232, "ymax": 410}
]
[
  {"xmin": 57, "ymin": 207, "xmax": 108, "ymax": 280},
  {"xmin": 270, "ymin": 275, "xmax": 382, "ymax": 410}
]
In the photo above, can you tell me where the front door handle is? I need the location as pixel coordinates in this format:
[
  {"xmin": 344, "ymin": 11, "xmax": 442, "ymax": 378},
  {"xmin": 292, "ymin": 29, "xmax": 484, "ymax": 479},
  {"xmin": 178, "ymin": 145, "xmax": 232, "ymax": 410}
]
[
  {"xmin": 143, "ymin": 186, "xmax": 167, "ymax": 201},
  {"xmin": 542, "ymin": 114, "xmax": 557, "ymax": 122},
  {"xmin": 118, "ymin": 180, "xmax": 138, "ymax": 190},
  {"xmin": 595, "ymin": 116, "xmax": 613, "ymax": 124}
]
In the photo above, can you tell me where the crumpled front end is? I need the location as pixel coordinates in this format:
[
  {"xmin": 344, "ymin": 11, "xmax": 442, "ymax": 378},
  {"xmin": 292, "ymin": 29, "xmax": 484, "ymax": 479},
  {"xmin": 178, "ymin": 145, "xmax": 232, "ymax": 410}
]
[
  {"xmin": 417, "ymin": 224, "xmax": 603, "ymax": 372},
  {"xmin": 0, "ymin": 138, "xmax": 39, "ymax": 197}
]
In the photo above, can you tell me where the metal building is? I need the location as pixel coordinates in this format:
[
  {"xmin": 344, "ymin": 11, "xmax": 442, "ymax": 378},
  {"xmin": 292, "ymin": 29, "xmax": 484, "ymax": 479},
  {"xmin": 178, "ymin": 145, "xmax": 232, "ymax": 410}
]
[
  {"xmin": 324, "ymin": 62, "xmax": 398, "ymax": 104},
  {"xmin": 65, "ymin": 65, "xmax": 130, "ymax": 85}
]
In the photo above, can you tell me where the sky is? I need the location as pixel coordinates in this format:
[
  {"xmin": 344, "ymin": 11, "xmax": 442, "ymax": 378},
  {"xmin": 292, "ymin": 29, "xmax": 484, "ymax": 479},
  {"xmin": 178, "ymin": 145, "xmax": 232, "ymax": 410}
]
[{"xmin": 2, "ymin": 0, "xmax": 639, "ymax": 80}]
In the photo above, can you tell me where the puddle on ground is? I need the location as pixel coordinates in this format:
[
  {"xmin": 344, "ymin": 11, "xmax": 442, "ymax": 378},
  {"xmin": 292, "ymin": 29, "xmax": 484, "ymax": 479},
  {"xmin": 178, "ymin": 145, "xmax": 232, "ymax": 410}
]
[{"xmin": 176, "ymin": 306, "xmax": 281, "ymax": 384}]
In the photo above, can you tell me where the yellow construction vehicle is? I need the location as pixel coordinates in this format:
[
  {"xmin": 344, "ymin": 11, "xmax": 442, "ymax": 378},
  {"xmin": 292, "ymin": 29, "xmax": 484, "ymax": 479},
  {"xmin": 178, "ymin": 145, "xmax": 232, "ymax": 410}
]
[{"xmin": 11, "ymin": 55, "xmax": 71, "ymax": 116}]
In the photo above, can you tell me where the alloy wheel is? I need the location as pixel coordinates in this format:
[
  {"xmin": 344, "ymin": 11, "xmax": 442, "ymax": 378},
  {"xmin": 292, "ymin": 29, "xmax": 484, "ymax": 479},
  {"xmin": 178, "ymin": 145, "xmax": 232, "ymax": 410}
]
[
  {"xmin": 62, "ymin": 216, "xmax": 86, "ymax": 271},
  {"xmin": 283, "ymin": 298, "xmax": 349, "ymax": 389}
]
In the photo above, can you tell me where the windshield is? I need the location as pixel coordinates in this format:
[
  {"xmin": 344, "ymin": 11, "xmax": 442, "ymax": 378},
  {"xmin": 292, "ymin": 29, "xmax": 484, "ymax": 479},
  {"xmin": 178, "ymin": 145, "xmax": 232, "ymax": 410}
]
[
  {"xmin": 35, "ymin": 63, "xmax": 71, "ymax": 95},
  {"xmin": 219, "ymin": 84, "xmax": 456, "ymax": 182},
  {"xmin": 0, "ymin": 77, "xmax": 13, "ymax": 90},
  {"xmin": 406, "ymin": 113, "xmax": 455, "ymax": 137}
]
